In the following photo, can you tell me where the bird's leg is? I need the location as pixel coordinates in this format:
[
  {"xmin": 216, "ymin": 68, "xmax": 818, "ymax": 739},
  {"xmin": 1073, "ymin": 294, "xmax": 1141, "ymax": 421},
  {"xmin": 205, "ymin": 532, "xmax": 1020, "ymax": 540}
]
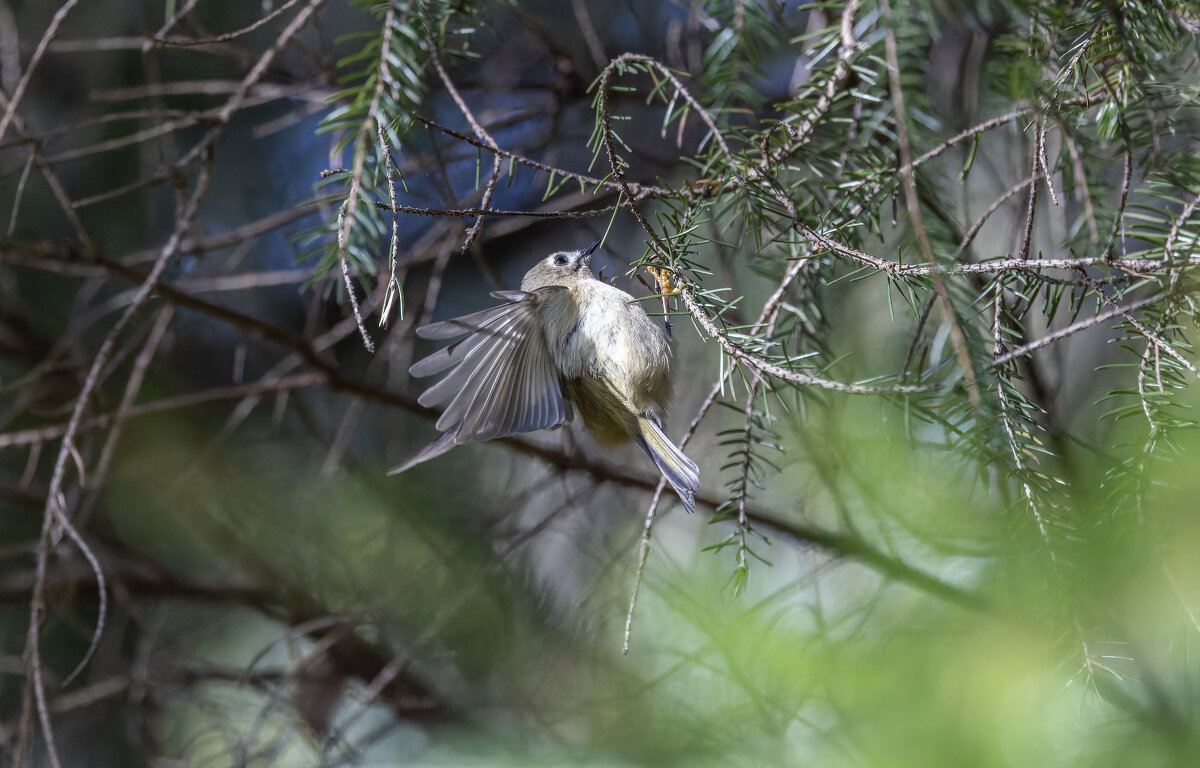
[{"xmin": 644, "ymin": 266, "xmax": 679, "ymax": 339}]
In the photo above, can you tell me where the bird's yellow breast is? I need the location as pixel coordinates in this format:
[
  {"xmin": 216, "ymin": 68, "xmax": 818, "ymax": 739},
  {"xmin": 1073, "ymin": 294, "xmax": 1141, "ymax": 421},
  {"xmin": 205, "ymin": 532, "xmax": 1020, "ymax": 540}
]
[{"xmin": 560, "ymin": 280, "xmax": 672, "ymax": 416}]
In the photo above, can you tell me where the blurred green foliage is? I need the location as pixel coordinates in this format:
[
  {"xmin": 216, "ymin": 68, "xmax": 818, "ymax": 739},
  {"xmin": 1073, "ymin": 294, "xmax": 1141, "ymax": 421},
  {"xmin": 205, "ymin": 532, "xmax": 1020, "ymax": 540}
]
[{"xmin": 88, "ymin": 388, "xmax": 1200, "ymax": 766}]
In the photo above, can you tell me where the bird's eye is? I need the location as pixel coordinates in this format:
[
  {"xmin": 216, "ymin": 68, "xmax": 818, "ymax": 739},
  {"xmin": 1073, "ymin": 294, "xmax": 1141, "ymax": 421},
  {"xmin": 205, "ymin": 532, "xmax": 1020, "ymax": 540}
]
[{"xmin": 552, "ymin": 255, "xmax": 569, "ymax": 267}]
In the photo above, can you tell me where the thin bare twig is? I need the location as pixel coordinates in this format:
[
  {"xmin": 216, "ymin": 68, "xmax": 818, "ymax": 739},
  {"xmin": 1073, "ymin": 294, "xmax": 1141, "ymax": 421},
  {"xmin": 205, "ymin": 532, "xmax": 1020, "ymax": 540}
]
[
  {"xmin": 1165, "ymin": 195, "xmax": 1199, "ymax": 261},
  {"xmin": 377, "ymin": 119, "xmax": 403, "ymax": 328},
  {"xmin": 992, "ymin": 288, "xmax": 1053, "ymax": 550},
  {"xmin": 1079, "ymin": 272, "xmax": 1200, "ymax": 379},
  {"xmin": 764, "ymin": 0, "xmax": 862, "ymax": 165},
  {"xmin": 427, "ymin": 33, "xmax": 506, "ymax": 258},
  {"xmin": 143, "ymin": 0, "xmax": 304, "ymax": 47},
  {"xmin": 0, "ymin": 0, "xmax": 82, "ymax": 146},
  {"xmin": 335, "ymin": 200, "xmax": 376, "ymax": 353},
  {"xmin": 680, "ymin": 284, "xmax": 932, "ymax": 394},
  {"xmin": 374, "ymin": 199, "xmax": 619, "ymax": 219},
  {"xmin": 414, "ymin": 114, "xmax": 671, "ymax": 199},
  {"xmin": 624, "ymin": 257, "xmax": 810, "ymax": 654},
  {"xmin": 0, "ymin": 91, "xmax": 95, "ymax": 253},
  {"xmin": 1017, "ymin": 135, "xmax": 1041, "ymax": 262},
  {"xmin": 1037, "ymin": 117, "xmax": 1059, "ymax": 205},
  {"xmin": 142, "ymin": 0, "xmax": 202, "ymax": 52},
  {"xmin": 991, "ymin": 292, "xmax": 1166, "ymax": 368},
  {"xmin": 6, "ymin": 148, "xmax": 35, "ymax": 236},
  {"xmin": 881, "ymin": 0, "xmax": 981, "ymax": 413},
  {"xmin": 959, "ymin": 174, "xmax": 1042, "ymax": 253},
  {"xmin": 1063, "ymin": 131, "xmax": 1101, "ymax": 245},
  {"xmin": 21, "ymin": 149, "xmax": 213, "ymax": 768},
  {"xmin": 76, "ymin": 306, "xmax": 177, "ymax": 526},
  {"xmin": 571, "ymin": 0, "xmax": 608, "ymax": 71}
]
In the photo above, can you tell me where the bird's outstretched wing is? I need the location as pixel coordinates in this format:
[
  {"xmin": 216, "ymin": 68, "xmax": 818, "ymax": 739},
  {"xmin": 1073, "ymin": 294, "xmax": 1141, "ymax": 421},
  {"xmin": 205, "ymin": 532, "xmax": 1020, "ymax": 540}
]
[{"xmin": 397, "ymin": 288, "xmax": 569, "ymax": 472}]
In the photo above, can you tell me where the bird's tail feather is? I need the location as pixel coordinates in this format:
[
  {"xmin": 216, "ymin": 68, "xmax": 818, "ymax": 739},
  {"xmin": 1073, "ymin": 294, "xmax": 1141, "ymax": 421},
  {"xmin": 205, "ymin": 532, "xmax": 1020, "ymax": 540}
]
[{"xmin": 635, "ymin": 416, "xmax": 699, "ymax": 512}]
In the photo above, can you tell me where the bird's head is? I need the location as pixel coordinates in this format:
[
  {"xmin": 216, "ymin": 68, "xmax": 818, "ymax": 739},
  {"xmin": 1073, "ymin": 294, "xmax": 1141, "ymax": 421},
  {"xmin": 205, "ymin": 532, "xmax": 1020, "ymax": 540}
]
[{"xmin": 521, "ymin": 241, "xmax": 600, "ymax": 290}]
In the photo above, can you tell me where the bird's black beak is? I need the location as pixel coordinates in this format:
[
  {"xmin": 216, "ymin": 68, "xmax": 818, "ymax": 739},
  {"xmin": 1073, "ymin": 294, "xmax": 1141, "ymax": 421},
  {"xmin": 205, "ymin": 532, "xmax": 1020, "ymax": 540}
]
[{"xmin": 580, "ymin": 239, "xmax": 600, "ymax": 268}]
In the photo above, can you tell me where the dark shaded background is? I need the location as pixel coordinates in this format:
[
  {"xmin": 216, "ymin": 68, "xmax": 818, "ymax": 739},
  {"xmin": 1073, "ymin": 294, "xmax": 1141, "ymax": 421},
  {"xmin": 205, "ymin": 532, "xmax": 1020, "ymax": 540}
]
[{"xmin": 3, "ymin": 1, "xmax": 1200, "ymax": 766}]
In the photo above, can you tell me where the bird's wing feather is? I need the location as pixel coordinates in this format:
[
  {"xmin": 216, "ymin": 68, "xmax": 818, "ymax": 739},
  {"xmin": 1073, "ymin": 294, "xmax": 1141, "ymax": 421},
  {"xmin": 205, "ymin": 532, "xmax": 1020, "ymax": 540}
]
[
  {"xmin": 416, "ymin": 303, "xmax": 514, "ymax": 340},
  {"xmin": 490, "ymin": 290, "xmax": 530, "ymax": 302},
  {"xmin": 412, "ymin": 287, "xmax": 568, "ymax": 443},
  {"xmin": 418, "ymin": 306, "xmax": 526, "ymax": 409},
  {"xmin": 410, "ymin": 303, "xmax": 525, "ymax": 378},
  {"xmin": 387, "ymin": 431, "xmax": 457, "ymax": 475},
  {"xmin": 412, "ymin": 290, "xmax": 534, "ymax": 341}
]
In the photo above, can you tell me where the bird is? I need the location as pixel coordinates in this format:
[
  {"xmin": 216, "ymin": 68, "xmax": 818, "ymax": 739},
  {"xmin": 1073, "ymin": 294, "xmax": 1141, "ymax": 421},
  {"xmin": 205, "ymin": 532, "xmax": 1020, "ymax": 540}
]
[{"xmin": 389, "ymin": 241, "xmax": 700, "ymax": 511}]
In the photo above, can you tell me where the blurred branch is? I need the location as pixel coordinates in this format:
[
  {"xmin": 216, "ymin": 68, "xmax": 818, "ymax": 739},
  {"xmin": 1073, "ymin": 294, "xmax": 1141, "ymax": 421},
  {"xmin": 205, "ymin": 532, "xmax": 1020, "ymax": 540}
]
[
  {"xmin": 0, "ymin": 557, "xmax": 453, "ymax": 725},
  {"xmin": 142, "ymin": 0, "xmax": 306, "ymax": 48},
  {"xmin": 0, "ymin": 374, "xmax": 325, "ymax": 450},
  {"xmin": 0, "ymin": 0, "xmax": 82, "ymax": 147},
  {"xmin": 886, "ymin": 0, "xmax": 984, "ymax": 415}
]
